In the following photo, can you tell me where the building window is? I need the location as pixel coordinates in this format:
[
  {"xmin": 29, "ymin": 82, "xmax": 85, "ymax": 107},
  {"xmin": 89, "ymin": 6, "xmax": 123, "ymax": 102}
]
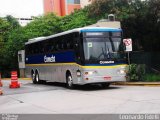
[{"xmin": 67, "ymin": 0, "xmax": 80, "ymax": 4}]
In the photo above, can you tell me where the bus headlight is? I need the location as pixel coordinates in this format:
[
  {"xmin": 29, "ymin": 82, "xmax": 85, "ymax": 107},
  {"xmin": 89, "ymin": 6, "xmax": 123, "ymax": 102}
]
[{"xmin": 118, "ymin": 69, "xmax": 126, "ymax": 74}]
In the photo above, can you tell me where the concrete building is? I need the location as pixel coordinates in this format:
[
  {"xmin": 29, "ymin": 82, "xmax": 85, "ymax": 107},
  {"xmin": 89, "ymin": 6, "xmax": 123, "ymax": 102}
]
[{"xmin": 43, "ymin": 0, "xmax": 81, "ymax": 16}]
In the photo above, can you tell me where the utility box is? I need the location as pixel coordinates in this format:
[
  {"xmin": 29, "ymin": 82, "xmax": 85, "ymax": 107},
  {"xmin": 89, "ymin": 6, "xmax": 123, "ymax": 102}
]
[{"xmin": 18, "ymin": 50, "xmax": 25, "ymax": 77}]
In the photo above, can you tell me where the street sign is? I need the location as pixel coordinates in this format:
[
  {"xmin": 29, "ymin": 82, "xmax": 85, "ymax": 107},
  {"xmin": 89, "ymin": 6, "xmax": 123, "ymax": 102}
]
[{"xmin": 123, "ymin": 38, "xmax": 132, "ymax": 52}]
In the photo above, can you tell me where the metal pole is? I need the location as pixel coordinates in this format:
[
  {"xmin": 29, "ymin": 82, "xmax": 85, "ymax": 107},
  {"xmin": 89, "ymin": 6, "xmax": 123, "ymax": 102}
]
[{"xmin": 128, "ymin": 52, "xmax": 130, "ymax": 65}]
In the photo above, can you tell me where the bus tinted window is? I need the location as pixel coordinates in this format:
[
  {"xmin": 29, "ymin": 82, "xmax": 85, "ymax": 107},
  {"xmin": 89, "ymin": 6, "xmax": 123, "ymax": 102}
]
[
  {"xmin": 46, "ymin": 39, "xmax": 54, "ymax": 53},
  {"xmin": 45, "ymin": 40, "xmax": 52, "ymax": 53},
  {"xmin": 61, "ymin": 39, "xmax": 67, "ymax": 50},
  {"xmin": 65, "ymin": 34, "xmax": 74, "ymax": 49},
  {"xmin": 25, "ymin": 32, "xmax": 78, "ymax": 56},
  {"xmin": 111, "ymin": 32, "xmax": 121, "ymax": 37}
]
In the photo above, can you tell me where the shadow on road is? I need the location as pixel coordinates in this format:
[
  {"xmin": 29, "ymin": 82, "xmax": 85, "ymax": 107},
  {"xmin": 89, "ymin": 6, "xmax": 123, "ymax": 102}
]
[
  {"xmin": 39, "ymin": 82, "xmax": 122, "ymax": 91},
  {"xmin": 1, "ymin": 80, "xmax": 123, "ymax": 96}
]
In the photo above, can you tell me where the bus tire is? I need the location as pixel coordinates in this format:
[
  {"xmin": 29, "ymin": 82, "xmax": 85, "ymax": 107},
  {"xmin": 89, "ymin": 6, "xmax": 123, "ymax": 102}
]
[
  {"xmin": 35, "ymin": 72, "xmax": 40, "ymax": 84},
  {"xmin": 101, "ymin": 83, "xmax": 110, "ymax": 88},
  {"xmin": 66, "ymin": 74, "xmax": 74, "ymax": 89},
  {"xmin": 31, "ymin": 71, "xmax": 36, "ymax": 84}
]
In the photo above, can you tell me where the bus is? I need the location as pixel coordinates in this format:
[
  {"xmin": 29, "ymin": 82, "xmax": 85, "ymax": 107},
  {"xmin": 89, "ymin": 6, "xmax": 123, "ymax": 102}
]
[{"xmin": 25, "ymin": 27, "xmax": 127, "ymax": 89}]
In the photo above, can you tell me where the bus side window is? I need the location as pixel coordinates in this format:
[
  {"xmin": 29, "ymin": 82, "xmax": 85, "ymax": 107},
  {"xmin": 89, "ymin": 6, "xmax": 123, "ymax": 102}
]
[
  {"xmin": 41, "ymin": 41, "xmax": 45, "ymax": 53},
  {"xmin": 38, "ymin": 41, "xmax": 43, "ymax": 53},
  {"xmin": 58, "ymin": 40, "xmax": 62, "ymax": 50},
  {"xmin": 70, "ymin": 34, "xmax": 74, "ymax": 49},
  {"xmin": 50, "ymin": 42, "xmax": 55, "ymax": 52},
  {"xmin": 46, "ymin": 38, "xmax": 55, "ymax": 53},
  {"xmin": 29, "ymin": 45, "xmax": 32, "ymax": 55},
  {"xmin": 70, "ymin": 41, "xmax": 74, "ymax": 49},
  {"xmin": 31, "ymin": 44, "xmax": 34, "ymax": 54},
  {"xmin": 62, "ymin": 40, "xmax": 67, "ymax": 50},
  {"xmin": 45, "ymin": 40, "xmax": 53, "ymax": 53},
  {"xmin": 61, "ymin": 39, "xmax": 67, "ymax": 50},
  {"xmin": 34, "ymin": 43, "xmax": 40, "ymax": 54},
  {"xmin": 67, "ymin": 42, "xmax": 71, "ymax": 49},
  {"xmin": 25, "ymin": 45, "xmax": 29, "ymax": 55},
  {"xmin": 54, "ymin": 39, "xmax": 58, "ymax": 51},
  {"xmin": 66, "ymin": 34, "xmax": 74, "ymax": 50}
]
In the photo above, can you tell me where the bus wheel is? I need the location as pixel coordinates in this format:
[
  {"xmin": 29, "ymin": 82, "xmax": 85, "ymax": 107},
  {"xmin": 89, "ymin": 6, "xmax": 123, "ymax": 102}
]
[
  {"xmin": 66, "ymin": 74, "xmax": 74, "ymax": 89},
  {"xmin": 31, "ymin": 72, "xmax": 36, "ymax": 84},
  {"xmin": 35, "ymin": 72, "xmax": 40, "ymax": 84},
  {"xmin": 101, "ymin": 83, "xmax": 110, "ymax": 88}
]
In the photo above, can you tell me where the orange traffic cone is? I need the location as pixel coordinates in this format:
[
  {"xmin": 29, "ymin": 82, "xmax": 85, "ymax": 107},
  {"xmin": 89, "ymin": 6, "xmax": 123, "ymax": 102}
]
[
  {"xmin": 0, "ymin": 89, "xmax": 3, "ymax": 95},
  {"xmin": 0, "ymin": 72, "xmax": 2, "ymax": 87},
  {"xmin": 9, "ymin": 71, "xmax": 20, "ymax": 88}
]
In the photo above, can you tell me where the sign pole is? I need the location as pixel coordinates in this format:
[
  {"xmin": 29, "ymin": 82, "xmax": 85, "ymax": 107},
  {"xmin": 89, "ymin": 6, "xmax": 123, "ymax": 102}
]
[{"xmin": 128, "ymin": 52, "xmax": 130, "ymax": 65}]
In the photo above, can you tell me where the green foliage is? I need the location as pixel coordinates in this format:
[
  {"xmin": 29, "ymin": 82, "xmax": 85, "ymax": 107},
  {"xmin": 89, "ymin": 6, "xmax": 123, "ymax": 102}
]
[
  {"xmin": 0, "ymin": 13, "xmax": 62, "ymax": 74},
  {"xmin": 24, "ymin": 13, "xmax": 62, "ymax": 37},
  {"xmin": 0, "ymin": 18, "xmax": 10, "ymax": 42},
  {"xmin": 88, "ymin": 0, "xmax": 160, "ymax": 52},
  {"xmin": 144, "ymin": 74, "xmax": 160, "ymax": 82},
  {"xmin": 0, "ymin": 17, "xmax": 21, "ymax": 73},
  {"xmin": 88, "ymin": 0, "xmax": 143, "ymax": 20},
  {"xmin": 59, "ymin": 8, "xmax": 97, "ymax": 31},
  {"xmin": 127, "ymin": 64, "xmax": 146, "ymax": 81},
  {"xmin": 5, "ymin": 15, "xmax": 20, "ymax": 29}
]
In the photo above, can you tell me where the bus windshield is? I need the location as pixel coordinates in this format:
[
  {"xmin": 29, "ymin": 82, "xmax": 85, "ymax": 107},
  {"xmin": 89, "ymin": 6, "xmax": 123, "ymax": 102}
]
[{"xmin": 83, "ymin": 37, "xmax": 125, "ymax": 62}]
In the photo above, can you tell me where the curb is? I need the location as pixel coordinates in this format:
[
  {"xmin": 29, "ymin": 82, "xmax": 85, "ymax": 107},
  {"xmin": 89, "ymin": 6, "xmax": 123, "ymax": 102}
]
[{"xmin": 113, "ymin": 82, "xmax": 160, "ymax": 86}]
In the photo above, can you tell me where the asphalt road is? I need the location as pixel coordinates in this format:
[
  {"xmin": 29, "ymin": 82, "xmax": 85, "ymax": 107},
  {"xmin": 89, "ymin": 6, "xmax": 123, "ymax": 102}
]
[{"xmin": 0, "ymin": 80, "xmax": 160, "ymax": 114}]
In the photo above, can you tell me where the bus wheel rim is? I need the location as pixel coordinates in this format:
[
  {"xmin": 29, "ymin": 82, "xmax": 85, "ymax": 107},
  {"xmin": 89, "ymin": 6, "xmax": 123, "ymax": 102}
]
[
  {"xmin": 36, "ymin": 74, "xmax": 39, "ymax": 82},
  {"xmin": 68, "ymin": 76, "xmax": 73, "ymax": 87}
]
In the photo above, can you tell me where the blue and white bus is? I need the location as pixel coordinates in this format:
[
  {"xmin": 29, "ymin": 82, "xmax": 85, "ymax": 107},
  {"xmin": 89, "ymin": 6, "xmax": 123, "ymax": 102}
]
[{"xmin": 25, "ymin": 27, "xmax": 127, "ymax": 88}]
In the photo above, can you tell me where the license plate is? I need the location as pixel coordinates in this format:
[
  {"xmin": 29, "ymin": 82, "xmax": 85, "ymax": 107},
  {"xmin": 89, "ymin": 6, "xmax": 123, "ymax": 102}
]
[{"xmin": 104, "ymin": 76, "xmax": 111, "ymax": 80}]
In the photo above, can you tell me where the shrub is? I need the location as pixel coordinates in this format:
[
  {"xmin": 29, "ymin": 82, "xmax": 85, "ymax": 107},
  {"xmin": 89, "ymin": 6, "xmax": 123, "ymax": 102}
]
[
  {"xmin": 127, "ymin": 64, "xmax": 146, "ymax": 81},
  {"xmin": 144, "ymin": 74, "xmax": 160, "ymax": 82}
]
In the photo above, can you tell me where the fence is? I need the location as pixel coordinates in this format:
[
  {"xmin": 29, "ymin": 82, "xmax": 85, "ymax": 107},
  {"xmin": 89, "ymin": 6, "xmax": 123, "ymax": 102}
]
[{"xmin": 130, "ymin": 51, "xmax": 160, "ymax": 73}]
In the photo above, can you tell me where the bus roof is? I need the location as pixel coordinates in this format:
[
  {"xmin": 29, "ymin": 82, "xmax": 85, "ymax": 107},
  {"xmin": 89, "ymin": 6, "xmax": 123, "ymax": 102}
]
[{"xmin": 25, "ymin": 27, "xmax": 122, "ymax": 45}]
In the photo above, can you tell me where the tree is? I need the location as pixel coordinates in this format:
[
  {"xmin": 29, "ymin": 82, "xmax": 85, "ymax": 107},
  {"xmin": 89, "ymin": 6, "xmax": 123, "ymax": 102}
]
[
  {"xmin": 0, "ymin": 16, "xmax": 21, "ymax": 75},
  {"xmin": 24, "ymin": 13, "xmax": 62, "ymax": 38},
  {"xmin": 59, "ymin": 8, "xmax": 97, "ymax": 31},
  {"xmin": 5, "ymin": 15, "xmax": 20, "ymax": 29},
  {"xmin": 1, "ymin": 13, "xmax": 62, "ymax": 74}
]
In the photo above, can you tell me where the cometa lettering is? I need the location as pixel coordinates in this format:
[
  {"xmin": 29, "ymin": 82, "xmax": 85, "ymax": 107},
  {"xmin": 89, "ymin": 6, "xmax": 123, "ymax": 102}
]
[
  {"xmin": 44, "ymin": 55, "xmax": 55, "ymax": 63},
  {"xmin": 100, "ymin": 61, "xmax": 114, "ymax": 64}
]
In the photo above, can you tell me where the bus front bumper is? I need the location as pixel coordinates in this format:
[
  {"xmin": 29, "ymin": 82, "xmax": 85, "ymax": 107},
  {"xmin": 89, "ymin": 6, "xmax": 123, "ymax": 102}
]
[{"xmin": 77, "ymin": 75, "xmax": 126, "ymax": 85}]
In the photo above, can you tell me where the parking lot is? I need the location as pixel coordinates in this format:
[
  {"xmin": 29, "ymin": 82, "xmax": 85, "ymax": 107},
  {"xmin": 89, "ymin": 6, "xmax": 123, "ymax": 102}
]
[{"xmin": 0, "ymin": 79, "xmax": 160, "ymax": 114}]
